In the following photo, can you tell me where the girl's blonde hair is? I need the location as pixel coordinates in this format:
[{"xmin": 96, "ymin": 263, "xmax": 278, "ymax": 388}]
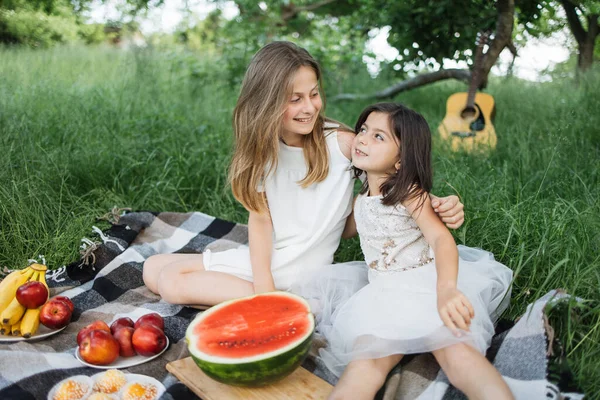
[{"xmin": 229, "ymin": 41, "xmax": 329, "ymax": 213}]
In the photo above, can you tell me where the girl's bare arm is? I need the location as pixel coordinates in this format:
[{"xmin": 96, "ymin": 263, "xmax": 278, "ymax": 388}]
[
  {"xmin": 248, "ymin": 205, "xmax": 275, "ymax": 293},
  {"xmin": 405, "ymin": 194, "xmax": 474, "ymax": 334}
]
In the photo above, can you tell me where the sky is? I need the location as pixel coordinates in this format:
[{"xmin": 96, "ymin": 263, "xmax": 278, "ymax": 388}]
[{"xmin": 87, "ymin": 0, "xmax": 572, "ymax": 82}]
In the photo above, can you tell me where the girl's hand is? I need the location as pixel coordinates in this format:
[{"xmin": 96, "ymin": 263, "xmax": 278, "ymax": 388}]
[
  {"xmin": 437, "ymin": 287, "xmax": 474, "ymax": 335},
  {"xmin": 430, "ymin": 195, "xmax": 464, "ymax": 229}
]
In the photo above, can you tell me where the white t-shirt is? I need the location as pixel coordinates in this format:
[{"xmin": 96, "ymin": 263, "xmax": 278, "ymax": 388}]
[{"xmin": 203, "ymin": 122, "xmax": 355, "ymax": 290}]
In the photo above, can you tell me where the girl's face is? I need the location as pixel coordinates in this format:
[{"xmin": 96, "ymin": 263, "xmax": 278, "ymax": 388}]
[
  {"xmin": 352, "ymin": 112, "xmax": 400, "ymax": 176},
  {"xmin": 281, "ymin": 66, "xmax": 322, "ymax": 146}
]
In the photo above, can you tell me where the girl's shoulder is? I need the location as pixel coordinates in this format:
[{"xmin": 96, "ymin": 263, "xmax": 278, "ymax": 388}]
[{"xmin": 335, "ymin": 130, "xmax": 355, "ymax": 161}]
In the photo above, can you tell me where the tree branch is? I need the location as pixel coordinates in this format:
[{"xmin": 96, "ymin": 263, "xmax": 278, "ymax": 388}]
[
  {"xmin": 560, "ymin": 0, "xmax": 587, "ymax": 45},
  {"xmin": 330, "ymin": 69, "xmax": 471, "ymax": 102},
  {"xmin": 480, "ymin": 0, "xmax": 514, "ymax": 87},
  {"xmin": 507, "ymin": 41, "xmax": 518, "ymax": 57}
]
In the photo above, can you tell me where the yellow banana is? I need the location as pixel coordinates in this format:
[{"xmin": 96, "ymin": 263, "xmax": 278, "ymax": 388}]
[
  {"xmin": 0, "ymin": 270, "xmax": 24, "ymax": 292},
  {"xmin": 38, "ymin": 270, "xmax": 49, "ymax": 301},
  {"xmin": 0, "ymin": 270, "xmax": 37, "ymax": 325},
  {"xmin": 11, "ymin": 320, "xmax": 21, "ymax": 336},
  {"xmin": 0, "ymin": 267, "xmax": 35, "ymax": 314},
  {"xmin": 1, "ymin": 321, "xmax": 10, "ymax": 335},
  {"xmin": 20, "ymin": 307, "xmax": 41, "ymax": 338},
  {"xmin": 1, "ymin": 297, "xmax": 27, "ymax": 326},
  {"xmin": 29, "ymin": 263, "xmax": 47, "ymax": 272}
]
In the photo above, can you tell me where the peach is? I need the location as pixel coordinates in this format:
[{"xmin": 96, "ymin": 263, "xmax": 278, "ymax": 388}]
[
  {"xmin": 114, "ymin": 326, "xmax": 137, "ymax": 357},
  {"xmin": 134, "ymin": 313, "xmax": 164, "ymax": 331},
  {"xmin": 110, "ymin": 317, "xmax": 134, "ymax": 335},
  {"xmin": 132, "ymin": 324, "xmax": 167, "ymax": 357},
  {"xmin": 79, "ymin": 330, "xmax": 120, "ymax": 366},
  {"xmin": 77, "ymin": 320, "xmax": 110, "ymax": 346}
]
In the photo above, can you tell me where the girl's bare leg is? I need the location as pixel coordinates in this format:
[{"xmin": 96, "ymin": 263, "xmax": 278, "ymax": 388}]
[
  {"xmin": 143, "ymin": 254, "xmax": 200, "ymax": 294},
  {"xmin": 328, "ymin": 354, "xmax": 403, "ymax": 400},
  {"xmin": 432, "ymin": 343, "xmax": 514, "ymax": 400},
  {"xmin": 143, "ymin": 254, "xmax": 254, "ymax": 305}
]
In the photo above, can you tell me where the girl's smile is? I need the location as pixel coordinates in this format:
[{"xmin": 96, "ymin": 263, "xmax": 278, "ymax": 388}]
[{"xmin": 354, "ymin": 148, "xmax": 368, "ymax": 157}]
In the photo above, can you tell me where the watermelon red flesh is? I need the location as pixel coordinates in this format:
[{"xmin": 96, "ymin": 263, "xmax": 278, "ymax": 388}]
[{"xmin": 193, "ymin": 294, "xmax": 312, "ymax": 359}]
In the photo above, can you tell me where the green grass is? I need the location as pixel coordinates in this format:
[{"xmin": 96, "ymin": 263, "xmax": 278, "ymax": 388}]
[{"xmin": 1, "ymin": 45, "xmax": 599, "ymax": 396}]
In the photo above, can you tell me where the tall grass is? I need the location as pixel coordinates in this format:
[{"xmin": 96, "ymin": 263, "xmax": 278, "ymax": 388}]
[{"xmin": 0, "ymin": 45, "xmax": 599, "ymax": 396}]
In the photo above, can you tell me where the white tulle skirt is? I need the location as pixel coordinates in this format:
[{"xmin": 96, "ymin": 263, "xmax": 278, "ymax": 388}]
[{"xmin": 290, "ymin": 245, "xmax": 513, "ymax": 377}]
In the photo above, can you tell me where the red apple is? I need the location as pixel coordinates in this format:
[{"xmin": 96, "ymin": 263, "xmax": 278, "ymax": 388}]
[
  {"xmin": 110, "ymin": 317, "xmax": 135, "ymax": 335},
  {"xmin": 51, "ymin": 296, "xmax": 75, "ymax": 313},
  {"xmin": 77, "ymin": 320, "xmax": 110, "ymax": 346},
  {"xmin": 134, "ymin": 313, "xmax": 164, "ymax": 331},
  {"xmin": 113, "ymin": 326, "xmax": 136, "ymax": 357},
  {"xmin": 79, "ymin": 329, "xmax": 120, "ymax": 366},
  {"xmin": 16, "ymin": 281, "xmax": 48, "ymax": 309},
  {"xmin": 39, "ymin": 300, "xmax": 72, "ymax": 329},
  {"xmin": 132, "ymin": 324, "xmax": 167, "ymax": 357}
]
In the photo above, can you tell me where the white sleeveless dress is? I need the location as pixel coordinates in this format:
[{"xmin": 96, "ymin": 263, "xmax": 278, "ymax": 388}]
[
  {"xmin": 202, "ymin": 122, "xmax": 354, "ymax": 290},
  {"xmin": 293, "ymin": 192, "xmax": 513, "ymax": 377}
]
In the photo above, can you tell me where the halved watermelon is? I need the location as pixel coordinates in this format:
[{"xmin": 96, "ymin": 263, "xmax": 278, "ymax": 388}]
[{"xmin": 185, "ymin": 291, "xmax": 314, "ymax": 387}]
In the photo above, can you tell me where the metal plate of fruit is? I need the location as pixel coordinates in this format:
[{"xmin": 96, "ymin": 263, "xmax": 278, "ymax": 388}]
[
  {"xmin": 0, "ymin": 325, "xmax": 67, "ymax": 343},
  {"xmin": 75, "ymin": 336, "xmax": 169, "ymax": 369}
]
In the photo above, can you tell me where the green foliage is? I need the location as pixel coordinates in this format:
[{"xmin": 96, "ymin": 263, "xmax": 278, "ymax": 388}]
[
  {"xmin": 0, "ymin": 7, "xmax": 80, "ymax": 46},
  {"xmin": 356, "ymin": 0, "xmax": 497, "ymax": 66},
  {"xmin": 172, "ymin": 6, "xmax": 368, "ymax": 88},
  {"xmin": 0, "ymin": 0, "xmax": 155, "ymax": 47},
  {"xmin": 77, "ymin": 22, "xmax": 106, "ymax": 45},
  {"xmin": 0, "ymin": 0, "xmax": 104, "ymax": 46}
]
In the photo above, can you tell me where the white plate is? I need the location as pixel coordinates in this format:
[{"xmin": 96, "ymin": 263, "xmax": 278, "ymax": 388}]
[
  {"xmin": 90, "ymin": 372, "xmax": 166, "ymax": 398},
  {"xmin": 47, "ymin": 375, "xmax": 94, "ymax": 400},
  {"xmin": 75, "ymin": 337, "xmax": 169, "ymax": 369},
  {"xmin": 0, "ymin": 325, "xmax": 67, "ymax": 343}
]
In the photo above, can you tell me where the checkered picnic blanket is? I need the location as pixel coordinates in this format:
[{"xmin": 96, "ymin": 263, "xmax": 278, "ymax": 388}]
[{"xmin": 0, "ymin": 211, "xmax": 585, "ymax": 399}]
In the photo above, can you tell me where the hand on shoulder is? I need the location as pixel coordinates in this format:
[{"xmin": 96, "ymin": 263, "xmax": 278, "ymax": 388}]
[{"xmin": 336, "ymin": 129, "xmax": 356, "ymax": 161}]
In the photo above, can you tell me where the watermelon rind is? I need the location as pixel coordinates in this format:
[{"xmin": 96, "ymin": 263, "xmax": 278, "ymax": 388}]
[
  {"xmin": 190, "ymin": 330, "xmax": 313, "ymax": 386},
  {"xmin": 185, "ymin": 292, "xmax": 315, "ymax": 387}
]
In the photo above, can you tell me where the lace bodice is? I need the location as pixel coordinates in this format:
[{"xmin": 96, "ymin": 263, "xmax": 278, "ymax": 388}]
[{"xmin": 354, "ymin": 193, "xmax": 433, "ymax": 273}]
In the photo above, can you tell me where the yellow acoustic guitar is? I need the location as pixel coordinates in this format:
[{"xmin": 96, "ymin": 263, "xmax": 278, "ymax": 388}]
[{"xmin": 439, "ymin": 33, "xmax": 497, "ymax": 152}]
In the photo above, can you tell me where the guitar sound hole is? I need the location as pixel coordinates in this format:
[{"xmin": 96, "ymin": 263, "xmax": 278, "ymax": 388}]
[
  {"xmin": 469, "ymin": 104, "xmax": 486, "ymax": 131},
  {"xmin": 461, "ymin": 107, "xmax": 477, "ymax": 119}
]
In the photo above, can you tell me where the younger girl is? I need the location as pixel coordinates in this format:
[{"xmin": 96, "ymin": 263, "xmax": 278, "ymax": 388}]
[
  {"xmin": 142, "ymin": 42, "xmax": 465, "ymax": 306},
  {"xmin": 297, "ymin": 103, "xmax": 514, "ymax": 399}
]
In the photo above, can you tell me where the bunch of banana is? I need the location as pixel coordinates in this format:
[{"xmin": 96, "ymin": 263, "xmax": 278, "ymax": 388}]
[{"xmin": 0, "ymin": 263, "xmax": 48, "ymax": 338}]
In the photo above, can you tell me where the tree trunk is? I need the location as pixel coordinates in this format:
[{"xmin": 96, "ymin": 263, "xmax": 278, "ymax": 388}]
[
  {"xmin": 560, "ymin": 0, "xmax": 599, "ymax": 73},
  {"xmin": 579, "ymin": 41, "xmax": 595, "ymax": 71},
  {"xmin": 578, "ymin": 15, "xmax": 599, "ymax": 71},
  {"xmin": 479, "ymin": 0, "xmax": 514, "ymax": 88}
]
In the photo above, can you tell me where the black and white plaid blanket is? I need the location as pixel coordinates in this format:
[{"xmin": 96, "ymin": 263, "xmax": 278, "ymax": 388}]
[{"xmin": 0, "ymin": 211, "xmax": 586, "ymax": 399}]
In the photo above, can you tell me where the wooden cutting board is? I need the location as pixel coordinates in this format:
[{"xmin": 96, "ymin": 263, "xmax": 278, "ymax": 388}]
[{"xmin": 166, "ymin": 357, "xmax": 333, "ymax": 400}]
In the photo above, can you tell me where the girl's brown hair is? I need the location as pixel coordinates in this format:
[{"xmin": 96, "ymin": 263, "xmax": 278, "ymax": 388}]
[
  {"xmin": 229, "ymin": 41, "xmax": 329, "ymax": 213},
  {"xmin": 353, "ymin": 103, "xmax": 433, "ymax": 210}
]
